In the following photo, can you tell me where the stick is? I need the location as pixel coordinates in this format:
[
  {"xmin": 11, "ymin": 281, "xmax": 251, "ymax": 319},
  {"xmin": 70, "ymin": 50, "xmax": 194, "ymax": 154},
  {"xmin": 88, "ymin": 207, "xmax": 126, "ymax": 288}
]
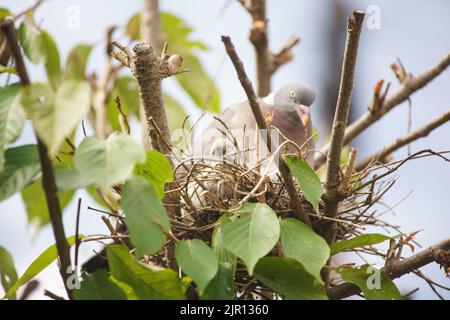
[
  {"xmin": 322, "ymin": 10, "xmax": 365, "ymax": 244},
  {"xmin": 355, "ymin": 109, "xmax": 450, "ymax": 171},
  {"xmin": 328, "ymin": 237, "xmax": 450, "ymax": 300},
  {"xmin": 221, "ymin": 35, "xmax": 311, "ymax": 227},
  {"xmin": 316, "ymin": 51, "xmax": 450, "ymax": 167},
  {"xmin": 1, "ymin": 19, "xmax": 72, "ymax": 299}
]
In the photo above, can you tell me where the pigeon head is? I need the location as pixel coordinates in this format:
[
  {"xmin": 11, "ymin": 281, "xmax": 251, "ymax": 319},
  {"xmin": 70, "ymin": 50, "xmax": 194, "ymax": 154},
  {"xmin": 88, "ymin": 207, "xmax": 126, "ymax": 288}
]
[{"xmin": 273, "ymin": 82, "xmax": 316, "ymax": 127}]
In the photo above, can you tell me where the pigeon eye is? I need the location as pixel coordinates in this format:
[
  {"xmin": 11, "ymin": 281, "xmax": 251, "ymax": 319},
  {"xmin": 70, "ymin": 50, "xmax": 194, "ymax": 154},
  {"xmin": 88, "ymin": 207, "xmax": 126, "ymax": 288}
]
[{"xmin": 290, "ymin": 90, "xmax": 296, "ymax": 97}]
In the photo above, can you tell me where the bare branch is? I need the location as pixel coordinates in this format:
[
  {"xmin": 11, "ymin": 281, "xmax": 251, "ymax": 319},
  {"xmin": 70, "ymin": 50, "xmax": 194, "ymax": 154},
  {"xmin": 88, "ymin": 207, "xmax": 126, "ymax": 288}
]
[
  {"xmin": 221, "ymin": 35, "xmax": 311, "ymax": 227},
  {"xmin": 328, "ymin": 237, "xmax": 450, "ymax": 300},
  {"xmin": 1, "ymin": 19, "xmax": 72, "ymax": 299},
  {"xmin": 356, "ymin": 109, "xmax": 450, "ymax": 171},
  {"xmin": 269, "ymin": 35, "xmax": 300, "ymax": 74},
  {"xmin": 316, "ymin": 51, "xmax": 450, "ymax": 167},
  {"xmin": 322, "ymin": 10, "xmax": 365, "ymax": 244}
]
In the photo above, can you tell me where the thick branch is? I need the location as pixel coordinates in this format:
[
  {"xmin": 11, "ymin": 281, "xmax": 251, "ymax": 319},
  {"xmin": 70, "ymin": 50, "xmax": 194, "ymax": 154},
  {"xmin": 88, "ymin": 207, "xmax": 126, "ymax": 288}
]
[
  {"xmin": 328, "ymin": 237, "xmax": 450, "ymax": 300},
  {"xmin": 140, "ymin": 0, "xmax": 162, "ymax": 149},
  {"xmin": 355, "ymin": 109, "xmax": 450, "ymax": 171},
  {"xmin": 1, "ymin": 20, "xmax": 72, "ymax": 298},
  {"xmin": 221, "ymin": 35, "xmax": 311, "ymax": 227},
  {"xmin": 316, "ymin": 51, "xmax": 450, "ymax": 167},
  {"xmin": 112, "ymin": 41, "xmax": 182, "ymax": 155},
  {"xmin": 322, "ymin": 11, "xmax": 365, "ymax": 244}
]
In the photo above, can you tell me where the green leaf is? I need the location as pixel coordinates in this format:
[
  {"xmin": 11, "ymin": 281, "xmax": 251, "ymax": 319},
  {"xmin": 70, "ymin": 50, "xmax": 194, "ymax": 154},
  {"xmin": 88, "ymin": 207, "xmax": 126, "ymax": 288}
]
[
  {"xmin": 0, "ymin": 66, "xmax": 16, "ymax": 74},
  {"xmin": 126, "ymin": 12, "xmax": 220, "ymax": 112},
  {"xmin": 176, "ymin": 55, "xmax": 220, "ymax": 113},
  {"xmin": 110, "ymin": 276, "xmax": 138, "ymax": 300},
  {"xmin": 222, "ymin": 203, "xmax": 280, "ymax": 275},
  {"xmin": 54, "ymin": 168, "xmax": 90, "ymax": 191},
  {"xmin": 0, "ymin": 247, "xmax": 18, "ymax": 300},
  {"xmin": 175, "ymin": 240, "xmax": 219, "ymax": 295},
  {"xmin": 73, "ymin": 270, "xmax": 127, "ymax": 300},
  {"xmin": 284, "ymin": 155, "xmax": 323, "ymax": 213},
  {"xmin": 107, "ymin": 244, "xmax": 185, "ymax": 300},
  {"xmin": 18, "ymin": 12, "xmax": 45, "ymax": 64},
  {"xmin": 201, "ymin": 262, "xmax": 234, "ymax": 300},
  {"xmin": 107, "ymin": 76, "xmax": 140, "ymax": 131},
  {"xmin": 0, "ymin": 8, "xmax": 12, "ymax": 20},
  {"xmin": 19, "ymin": 80, "xmax": 90, "ymax": 155},
  {"xmin": 0, "ymin": 145, "xmax": 40, "ymax": 201},
  {"xmin": 133, "ymin": 150, "xmax": 173, "ymax": 199},
  {"xmin": 280, "ymin": 218, "xmax": 329, "ymax": 283},
  {"xmin": 164, "ymin": 94, "xmax": 190, "ymax": 133},
  {"xmin": 336, "ymin": 264, "xmax": 402, "ymax": 300},
  {"xmin": 21, "ymin": 177, "xmax": 74, "ymax": 229},
  {"xmin": 74, "ymin": 133, "xmax": 145, "ymax": 191},
  {"xmin": 41, "ymin": 31, "xmax": 61, "ymax": 90},
  {"xmin": 0, "ymin": 83, "xmax": 25, "ymax": 172},
  {"xmin": 125, "ymin": 13, "xmax": 140, "ymax": 40},
  {"xmin": 3, "ymin": 235, "xmax": 82, "ymax": 299},
  {"xmin": 65, "ymin": 44, "xmax": 93, "ymax": 79},
  {"xmin": 254, "ymin": 257, "xmax": 327, "ymax": 300},
  {"xmin": 330, "ymin": 234, "xmax": 392, "ymax": 256},
  {"xmin": 212, "ymin": 215, "xmax": 237, "ymax": 274},
  {"xmin": 122, "ymin": 177, "xmax": 169, "ymax": 257}
]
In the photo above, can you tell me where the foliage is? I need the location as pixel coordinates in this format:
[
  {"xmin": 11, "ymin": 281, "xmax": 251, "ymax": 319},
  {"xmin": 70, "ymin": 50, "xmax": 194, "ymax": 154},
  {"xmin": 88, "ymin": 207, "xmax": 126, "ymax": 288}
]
[{"xmin": 0, "ymin": 5, "xmax": 412, "ymax": 302}]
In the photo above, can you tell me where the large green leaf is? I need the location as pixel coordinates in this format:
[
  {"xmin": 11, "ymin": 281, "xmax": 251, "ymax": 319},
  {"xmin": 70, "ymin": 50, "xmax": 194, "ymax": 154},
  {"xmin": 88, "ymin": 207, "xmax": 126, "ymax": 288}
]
[
  {"xmin": 284, "ymin": 155, "xmax": 323, "ymax": 213},
  {"xmin": 73, "ymin": 133, "xmax": 145, "ymax": 191},
  {"xmin": 18, "ymin": 13, "xmax": 61, "ymax": 89},
  {"xmin": 122, "ymin": 177, "xmax": 169, "ymax": 257},
  {"xmin": 41, "ymin": 31, "xmax": 61, "ymax": 89},
  {"xmin": 19, "ymin": 80, "xmax": 90, "ymax": 155},
  {"xmin": 65, "ymin": 44, "xmax": 93, "ymax": 79},
  {"xmin": 201, "ymin": 262, "xmax": 234, "ymax": 300},
  {"xmin": 175, "ymin": 240, "xmax": 219, "ymax": 295},
  {"xmin": 107, "ymin": 245, "xmax": 185, "ymax": 300},
  {"xmin": 222, "ymin": 203, "xmax": 280, "ymax": 275},
  {"xmin": 176, "ymin": 55, "xmax": 220, "ymax": 113},
  {"xmin": 73, "ymin": 270, "xmax": 127, "ymax": 300},
  {"xmin": 0, "ymin": 247, "xmax": 18, "ymax": 300},
  {"xmin": 18, "ymin": 12, "xmax": 45, "ymax": 64},
  {"xmin": 0, "ymin": 83, "xmax": 25, "ymax": 172},
  {"xmin": 336, "ymin": 264, "xmax": 402, "ymax": 300},
  {"xmin": 330, "ymin": 234, "xmax": 392, "ymax": 256},
  {"xmin": 254, "ymin": 257, "xmax": 328, "ymax": 300},
  {"xmin": 280, "ymin": 218, "xmax": 329, "ymax": 283},
  {"xmin": 125, "ymin": 12, "xmax": 219, "ymax": 112},
  {"xmin": 0, "ymin": 145, "xmax": 40, "ymax": 201},
  {"xmin": 133, "ymin": 150, "xmax": 173, "ymax": 199},
  {"xmin": 3, "ymin": 235, "xmax": 81, "ymax": 299},
  {"xmin": 212, "ymin": 215, "xmax": 237, "ymax": 274}
]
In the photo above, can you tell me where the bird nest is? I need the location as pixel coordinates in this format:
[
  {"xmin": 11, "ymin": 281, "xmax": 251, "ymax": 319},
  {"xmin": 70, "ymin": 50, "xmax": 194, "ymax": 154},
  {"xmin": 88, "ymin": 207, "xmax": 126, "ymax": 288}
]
[{"xmin": 149, "ymin": 128, "xmax": 444, "ymax": 293}]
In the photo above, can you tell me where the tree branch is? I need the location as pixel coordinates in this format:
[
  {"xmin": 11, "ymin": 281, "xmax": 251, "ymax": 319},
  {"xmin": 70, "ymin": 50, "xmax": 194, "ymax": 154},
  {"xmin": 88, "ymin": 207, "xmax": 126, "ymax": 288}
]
[
  {"xmin": 328, "ymin": 237, "xmax": 450, "ymax": 300},
  {"xmin": 316, "ymin": 51, "xmax": 450, "ymax": 167},
  {"xmin": 237, "ymin": 0, "xmax": 299, "ymax": 96},
  {"xmin": 355, "ymin": 109, "xmax": 450, "ymax": 171},
  {"xmin": 111, "ymin": 41, "xmax": 182, "ymax": 155},
  {"xmin": 140, "ymin": 0, "xmax": 162, "ymax": 149},
  {"xmin": 221, "ymin": 35, "xmax": 311, "ymax": 227},
  {"xmin": 0, "ymin": 20, "xmax": 72, "ymax": 299},
  {"xmin": 322, "ymin": 10, "xmax": 365, "ymax": 244}
]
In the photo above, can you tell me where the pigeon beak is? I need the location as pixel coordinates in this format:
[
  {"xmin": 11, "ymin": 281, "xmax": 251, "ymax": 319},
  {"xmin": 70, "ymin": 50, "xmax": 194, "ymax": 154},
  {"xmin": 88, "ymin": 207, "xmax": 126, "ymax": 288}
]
[{"xmin": 297, "ymin": 105, "xmax": 310, "ymax": 127}]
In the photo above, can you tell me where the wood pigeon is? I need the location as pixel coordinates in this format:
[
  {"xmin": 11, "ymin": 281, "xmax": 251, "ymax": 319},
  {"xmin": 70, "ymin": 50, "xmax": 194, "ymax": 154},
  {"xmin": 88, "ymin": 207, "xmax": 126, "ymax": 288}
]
[{"xmin": 200, "ymin": 81, "xmax": 316, "ymax": 167}]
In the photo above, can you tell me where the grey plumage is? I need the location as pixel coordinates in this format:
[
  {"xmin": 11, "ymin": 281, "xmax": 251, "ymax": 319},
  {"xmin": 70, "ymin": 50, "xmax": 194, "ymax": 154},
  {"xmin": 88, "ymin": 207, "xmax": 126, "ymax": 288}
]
[{"xmin": 200, "ymin": 81, "xmax": 317, "ymax": 167}]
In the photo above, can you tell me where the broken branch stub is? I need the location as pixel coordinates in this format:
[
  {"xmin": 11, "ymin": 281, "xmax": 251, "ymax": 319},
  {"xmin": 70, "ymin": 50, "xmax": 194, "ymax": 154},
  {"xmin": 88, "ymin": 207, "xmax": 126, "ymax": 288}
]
[{"xmin": 111, "ymin": 41, "xmax": 183, "ymax": 154}]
